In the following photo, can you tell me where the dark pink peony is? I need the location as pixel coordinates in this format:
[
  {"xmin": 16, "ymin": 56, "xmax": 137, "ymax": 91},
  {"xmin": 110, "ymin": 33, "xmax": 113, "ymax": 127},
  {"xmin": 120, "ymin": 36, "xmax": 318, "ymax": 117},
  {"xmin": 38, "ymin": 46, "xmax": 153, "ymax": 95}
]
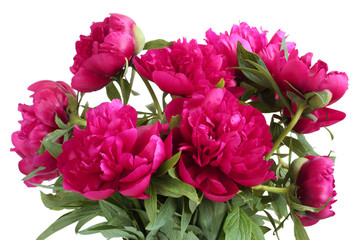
[
  {"xmin": 133, "ymin": 39, "xmax": 235, "ymax": 96},
  {"xmin": 295, "ymin": 156, "xmax": 336, "ymax": 226},
  {"xmin": 205, "ymin": 22, "xmax": 268, "ymax": 68},
  {"xmin": 71, "ymin": 14, "xmax": 144, "ymax": 92},
  {"xmin": 11, "ymin": 80, "xmax": 76, "ymax": 186},
  {"xmin": 258, "ymin": 31, "xmax": 348, "ymax": 106},
  {"xmin": 57, "ymin": 99, "xmax": 166, "ymax": 200},
  {"xmin": 166, "ymin": 88, "xmax": 275, "ymax": 202}
]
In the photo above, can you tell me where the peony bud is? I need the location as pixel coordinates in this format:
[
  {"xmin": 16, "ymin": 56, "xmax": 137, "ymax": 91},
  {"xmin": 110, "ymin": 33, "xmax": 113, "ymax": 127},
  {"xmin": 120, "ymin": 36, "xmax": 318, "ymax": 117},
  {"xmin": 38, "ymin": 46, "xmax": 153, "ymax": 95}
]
[
  {"xmin": 289, "ymin": 157, "xmax": 309, "ymax": 182},
  {"xmin": 306, "ymin": 90, "xmax": 332, "ymax": 109},
  {"xmin": 133, "ymin": 24, "xmax": 145, "ymax": 55}
]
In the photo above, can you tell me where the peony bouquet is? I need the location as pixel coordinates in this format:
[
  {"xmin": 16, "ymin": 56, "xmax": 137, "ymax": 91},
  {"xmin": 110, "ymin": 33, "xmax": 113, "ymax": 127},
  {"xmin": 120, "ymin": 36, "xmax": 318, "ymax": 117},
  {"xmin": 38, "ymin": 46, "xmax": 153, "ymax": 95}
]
[{"xmin": 11, "ymin": 13, "xmax": 348, "ymax": 240}]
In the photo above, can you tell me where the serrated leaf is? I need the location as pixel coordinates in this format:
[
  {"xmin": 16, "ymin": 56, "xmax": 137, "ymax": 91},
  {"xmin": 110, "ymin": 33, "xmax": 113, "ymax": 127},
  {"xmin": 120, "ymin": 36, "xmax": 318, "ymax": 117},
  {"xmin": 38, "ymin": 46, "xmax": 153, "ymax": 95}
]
[
  {"xmin": 144, "ymin": 39, "xmax": 174, "ymax": 50},
  {"xmin": 152, "ymin": 174, "xmax": 199, "ymax": 203},
  {"xmin": 105, "ymin": 81, "xmax": 121, "ymax": 101},
  {"xmin": 155, "ymin": 151, "xmax": 182, "ymax": 176},
  {"xmin": 223, "ymin": 207, "xmax": 252, "ymax": 240},
  {"xmin": 36, "ymin": 204, "xmax": 101, "ymax": 240}
]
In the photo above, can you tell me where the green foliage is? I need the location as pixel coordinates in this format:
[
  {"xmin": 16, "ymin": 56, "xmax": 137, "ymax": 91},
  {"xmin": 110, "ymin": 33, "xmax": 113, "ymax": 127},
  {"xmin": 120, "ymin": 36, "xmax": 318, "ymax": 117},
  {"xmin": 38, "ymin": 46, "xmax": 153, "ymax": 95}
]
[{"xmin": 143, "ymin": 39, "xmax": 174, "ymax": 50}]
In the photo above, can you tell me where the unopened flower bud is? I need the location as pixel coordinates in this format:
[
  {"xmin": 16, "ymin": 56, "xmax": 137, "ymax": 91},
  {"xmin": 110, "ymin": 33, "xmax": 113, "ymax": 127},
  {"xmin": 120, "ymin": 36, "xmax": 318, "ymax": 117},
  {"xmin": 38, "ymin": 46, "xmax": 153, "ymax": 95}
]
[
  {"xmin": 306, "ymin": 90, "xmax": 332, "ymax": 109},
  {"xmin": 289, "ymin": 157, "xmax": 309, "ymax": 183},
  {"xmin": 133, "ymin": 25, "xmax": 145, "ymax": 55}
]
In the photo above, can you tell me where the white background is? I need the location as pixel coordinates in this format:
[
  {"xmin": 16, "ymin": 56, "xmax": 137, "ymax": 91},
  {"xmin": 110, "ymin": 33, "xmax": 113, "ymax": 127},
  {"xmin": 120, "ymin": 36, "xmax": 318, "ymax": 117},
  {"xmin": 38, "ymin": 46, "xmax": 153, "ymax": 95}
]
[{"xmin": 1, "ymin": 0, "xmax": 359, "ymax": 239}]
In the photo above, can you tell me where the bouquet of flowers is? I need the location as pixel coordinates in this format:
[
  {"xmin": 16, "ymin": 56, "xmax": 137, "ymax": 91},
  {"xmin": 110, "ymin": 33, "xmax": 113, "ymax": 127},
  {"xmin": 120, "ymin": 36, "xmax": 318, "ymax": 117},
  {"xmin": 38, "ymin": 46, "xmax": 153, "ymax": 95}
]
[{"xmin": 11, "ymin": 13, "xmax": 348, "ymax": 240}]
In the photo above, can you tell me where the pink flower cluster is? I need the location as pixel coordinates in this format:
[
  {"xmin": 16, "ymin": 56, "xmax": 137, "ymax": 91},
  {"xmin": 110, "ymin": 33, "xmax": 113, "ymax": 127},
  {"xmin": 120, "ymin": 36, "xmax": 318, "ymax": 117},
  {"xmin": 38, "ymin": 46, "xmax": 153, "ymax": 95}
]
[
  {"xmin": 166, "ymin": 88, "xmax": 275, "ymax": 201},
  {"xmin": 134, "ymin": 39, "xmax": 236, "ymax": 96},
  {"xmin": 71, "ymin": 14, "xmax": 143, "ymax": 92},
  {"xmin": 57, "ymin": 99, "xmax": 166, "ymax": 200},
  {"xmin": 11, "ymin": 80, "xmax": 76, "ymax": 186},
  {"xmin": 11, "ymin": 14, "xmax": 347, "ymax": 230},
  {"xmin": 205, "ymin": 24, "xmax": 348, "ymax": 134}
]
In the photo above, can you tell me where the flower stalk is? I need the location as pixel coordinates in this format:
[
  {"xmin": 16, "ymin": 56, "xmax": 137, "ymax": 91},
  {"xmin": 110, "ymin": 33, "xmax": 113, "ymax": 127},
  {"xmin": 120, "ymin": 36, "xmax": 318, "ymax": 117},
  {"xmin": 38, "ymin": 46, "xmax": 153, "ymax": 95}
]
[
  {"xmin": 265, "ymin": 102, "xmax": 308, "ymax": 161},
  {"xmin": 252, "ymin": 185, "xmax": 289, "ymax": 196}
]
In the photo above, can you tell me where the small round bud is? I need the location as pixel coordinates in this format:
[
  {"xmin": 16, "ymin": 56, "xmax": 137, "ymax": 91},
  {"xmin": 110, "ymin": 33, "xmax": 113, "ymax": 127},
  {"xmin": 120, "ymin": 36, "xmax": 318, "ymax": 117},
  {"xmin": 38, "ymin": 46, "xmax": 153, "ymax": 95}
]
[
  {"xmin": 289, "ymin": 157, "xmax": 309, "ymax": 183},
  {"xmin": 307, "ymin": 90, "xmax": 332, "ymax": 109},
  {"xmin": 133, "ymin": 25, "xmax": 145, "ymax": 55}
]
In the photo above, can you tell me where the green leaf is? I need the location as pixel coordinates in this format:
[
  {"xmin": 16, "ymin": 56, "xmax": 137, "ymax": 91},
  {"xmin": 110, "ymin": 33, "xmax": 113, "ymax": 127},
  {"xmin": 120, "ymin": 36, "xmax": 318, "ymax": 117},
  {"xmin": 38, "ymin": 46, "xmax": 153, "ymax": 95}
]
[
  {"xmin": 144, "ymin": 182, "xmax": 158, "ymax": 228},
  {"xmin": 99, "ymin": 200, "xmax": 133, "ymax": 227},
  {"xmin": 181, "ymin": 198, "xmax": 194, "ymax": 239},
  {"xmin": 325, "ymin": 127, "xmax": 334, "ymax": 140},
  {"xmin": 294, "ymin": 133, "xmax": 319, "ymax": 156},
  {"xmin": 280, "ymin": 36, "xmax": 289, "ymax": 61},
  {"xmin": 41, "ymin": 140, "xmax": 63, "ymax": 158},
  {"xmin": 236, "ymin": 41, "xmax": 291, "ymax": 112},
  {"xmin": 152, "ymin": 174, "xmax": 199, "ymax": 203},
  {"xmin": 146, "ymin": 198, "xmax": 177, "ymax": 231},
  {"xmin": 198, "ymin": 198, "xmax": 228, "ymax": 240},
  {"xmin": 55, "ymin": 114, "xmax": 68, "ymax": 129},
  {"xmin": 291, "ymin": 210, "xmax": 310, "ymax": 240},
  {"xmin": 251, "ymin": 221, "xmax": 265, "ymax": 240},
  {"xmin": 270, "ymin": 120, "xmax": 284, "ymax": 143},
  {"xmin": 41, "ymin": 191, "xmax": 91, "ymax": 210},
  {"xmin": 80, "ymin": 224, "xmax": 144, "ymax": 240},
  {"xmin": 270, "ymin": 193, "xmax": 288, "ymax": 219},
  {"xmin": 258, "ymin": 88, "xmax": 275, "ymax": 109},
  {"xmin": 66, "ymin": 93, "xmax": 78, "ymax": 113},
  {"xmin": 144, "ymin": 39, "xmax": 174, "ymax": 50},
  {"xmin": 169, "ymin": 115, "xmax": 182, "ymax": 131},
  {"xmin": 155, "ymin": 151, "xmax": 182, "ymax": 176},
  {"xmin": 146, "ymin": 103, "xmax": 157, "ymax": 114},
  {"xmin": 216, "ymin": 78, "xmax": 225, "ymax": 88},
  {"xmin": 250, "ymin": 100, "xmax": 284, "ymax": 113},
  {"xmin": 75, "ymin": 213, "xmax": 99, "ymax": 233},
  {"xmin": 22, "ymin": 166, "xmax": 46, "ymax": 181},
  {"xmin": 223, "ymin": 207, "xmax": 252, "ymax": 240},
  {"xmin": 263, "ymin": 210, "xmax": 279, "ymax": 240},
  {"xmin": 36, "ymin": 204, "xmax": 101, "ymax": 240},
  {"xmin": 105, "ymin": 81, "xmax": 121, "ymax": 101}
]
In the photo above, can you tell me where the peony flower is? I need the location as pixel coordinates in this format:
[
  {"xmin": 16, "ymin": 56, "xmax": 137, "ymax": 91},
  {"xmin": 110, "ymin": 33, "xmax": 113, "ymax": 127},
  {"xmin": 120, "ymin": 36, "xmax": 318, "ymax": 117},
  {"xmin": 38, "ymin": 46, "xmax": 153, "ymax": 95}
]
[
  {"xmin": 166, "ymin": 88, "xmax": 275, "ymax": 202},
  {"xmin": 133, "ymin": 39, "xmax": 235, "ymax": 96},
  {"xmin": 71, "ymin": 14, "xmax": 144, "ymax": 92},
  {"xmin": 295, "ymin": 156, "xmax": 336, "ymax": 226},
  {"xmin": 205, "ymin": 22, "xmax": 268, "ymax": 68},
  {"xmin": 57, "ymin": 99, "xmax": 166, "ymax": 200},
  {"xmin": 258, "ymin": 31, "xmax": 348, "ymax": 106},
  {"xmin": 11, "ymin": 80, "xmax": 76, "ymax": 186},
  {"xmin": 276, "ymin": 51, "xmax": 348, "ymax": 105},
  {"xmin": 283, "ymin": 104, "xmax": 346, "ymax": 134}
]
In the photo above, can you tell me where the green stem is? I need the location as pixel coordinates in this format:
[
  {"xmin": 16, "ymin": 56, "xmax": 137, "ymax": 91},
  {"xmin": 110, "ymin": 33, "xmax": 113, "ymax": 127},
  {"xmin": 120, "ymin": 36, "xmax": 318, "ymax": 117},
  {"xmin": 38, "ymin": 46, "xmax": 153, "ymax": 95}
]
[
  {"xmin": 252, "ymin": 185, "xmax": 289, "ymax": 196},
  {"xmin": 70, "ymin": 114, "xmax": 87, "ymax": 128},
  {"xmin": 265, "ymin": 102, "xmax": 308, "ymax": 161},
  {"xmin": 132, "ymin": 198, "xmax": 147, "ymax": 234},
  {"xmin": 140, "ymin": 76, "xmax": 163, "ymax": 121}
]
